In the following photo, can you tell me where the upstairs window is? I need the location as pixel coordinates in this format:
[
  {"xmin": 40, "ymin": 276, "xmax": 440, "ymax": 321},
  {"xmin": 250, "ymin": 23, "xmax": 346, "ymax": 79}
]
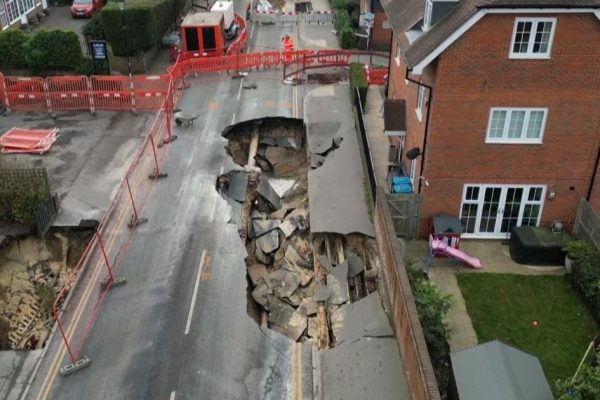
[
  {"xmin": 510, "ymin": 17, "xmax": 556, "ymax": 59},
  {"xmin": 486, "ymin": 108, "xmax": 547, "ymax": 144},
  {"xmin": 415, "ymin": 84, "xmax": 426, "ymax": 121}
]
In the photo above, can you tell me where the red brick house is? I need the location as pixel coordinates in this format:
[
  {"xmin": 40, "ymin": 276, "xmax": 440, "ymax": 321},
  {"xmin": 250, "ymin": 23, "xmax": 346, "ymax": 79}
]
[
  {"xmin": 360, "ymin": 0, "xmax": 391, "ymax": 50},
  {"xmin": 381, "ymin": 0, "xmax": 600, "ymax": 238}
]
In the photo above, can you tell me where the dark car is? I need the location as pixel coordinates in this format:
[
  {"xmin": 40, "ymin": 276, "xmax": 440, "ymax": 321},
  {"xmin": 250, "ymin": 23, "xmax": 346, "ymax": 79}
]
[{"xmin": 70, "ymin": 0, "xmax": 105, "ymax": 18}]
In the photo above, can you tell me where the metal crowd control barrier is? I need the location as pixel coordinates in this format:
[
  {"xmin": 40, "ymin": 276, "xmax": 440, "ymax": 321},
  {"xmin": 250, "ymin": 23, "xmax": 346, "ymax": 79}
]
[
  {"xmin": 251, "ymin": 10, "xmax": 335, "ymax": 24},
  {"xmin": 47, "ymin": 76, "xmax": 92, "ymax": 112},
  {"xmin": 53, "ymin": 81, "xmax": 175, "ymax": 375},
  {"xmin": 3, "ymin": 76, "xmax": 47, "ymax": 112}
]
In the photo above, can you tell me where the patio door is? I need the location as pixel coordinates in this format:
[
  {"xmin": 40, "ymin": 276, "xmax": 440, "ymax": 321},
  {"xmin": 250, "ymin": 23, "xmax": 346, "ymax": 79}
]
[{"xmin": 460, "ymin": 184, "xmax": 545, "ymax": 238}]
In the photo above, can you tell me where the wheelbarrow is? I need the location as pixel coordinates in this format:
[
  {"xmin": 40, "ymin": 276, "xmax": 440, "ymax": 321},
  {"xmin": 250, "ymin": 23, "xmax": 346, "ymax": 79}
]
[{"xmin": 173, "ymin": 109, "xmax": 201, "ymax": 128}]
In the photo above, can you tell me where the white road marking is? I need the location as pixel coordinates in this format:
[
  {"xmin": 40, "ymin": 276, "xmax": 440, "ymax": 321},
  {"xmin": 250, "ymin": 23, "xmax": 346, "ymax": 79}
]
[
  {"xmin": 184, "ymin": 250, "xmax": 207, "ymax": 335},
  {"xmin": 236, "ymin": 79, "xmax": 243, "ymax": 101},
  {"xmin": 170, "ymin": 391, "xmax": 176, "ymax": 400},
  {"xmin": 231, "ymin": 113, "xmax": 236, "ymax": 125}
]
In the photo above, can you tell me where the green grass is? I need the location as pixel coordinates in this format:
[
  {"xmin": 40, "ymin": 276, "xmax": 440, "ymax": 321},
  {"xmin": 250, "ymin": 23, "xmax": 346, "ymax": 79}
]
[{"xmin": 457, "ymin": 273, "xmax": 598, "ymax": 395}]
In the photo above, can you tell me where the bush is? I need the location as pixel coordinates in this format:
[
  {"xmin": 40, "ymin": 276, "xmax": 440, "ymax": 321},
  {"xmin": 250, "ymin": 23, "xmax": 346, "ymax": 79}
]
[
  {"xmin": 556, "ymin": 365, "xmax": 600, "ymax": 400},
  {"xmin": 330, "ymin": 0, "xmax": 346, "ymax": 10},
  {"xmin": 0, "ymin": 29, "xmax": 29, "ymax": 69},
  {"xmin": 334, "ymin": 8, "xmax": 350, "ymax": 34},
  {"xmin": 83, "ymin": 13, "xmax": 106, "ymax": 40},
  {"xmin": 349, "ymin": 62, "xmax": 368, "ymax": 108},
  {"xmin": 24, "ymin": 30, "xmax": 84, "ymax": 71},
  {"xmin": 101, "ymin": 0, "xmax": 183, "ymax": 56},
  {"xmin": 407, "ymin": 263, "xmax": 453, "ymax": 397},
  {"xmin": 75, "ymin": 57, "xmax": 95, "ymax": 76},
  {"xmin": 569, "ymin": 245, "xmax": 600, "ymax": 324}
]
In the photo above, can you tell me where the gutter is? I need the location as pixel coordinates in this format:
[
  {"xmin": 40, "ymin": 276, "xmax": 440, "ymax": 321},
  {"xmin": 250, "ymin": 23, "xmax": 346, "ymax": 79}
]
[{"xmin": 405, "ymin": 67, "xmax": 432, "ymax": 194}]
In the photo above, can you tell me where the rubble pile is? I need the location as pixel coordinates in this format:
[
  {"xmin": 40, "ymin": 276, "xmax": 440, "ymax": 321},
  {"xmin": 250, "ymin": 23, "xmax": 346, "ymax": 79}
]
[
  {"xmin": 0, "ymin": 231, "xmax": 90, "ymax": 350},
  {"xmin": 218, "ymin": 118, "xmax": 380, "ymax": 345}
]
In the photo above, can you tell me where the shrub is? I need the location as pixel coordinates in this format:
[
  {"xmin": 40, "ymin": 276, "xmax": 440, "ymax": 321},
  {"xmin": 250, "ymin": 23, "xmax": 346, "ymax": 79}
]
[
  {"xmin": 75, "ymin": 57, "xmax": 95, "ymax": 76},
  {"xmin": 0, "ymin": 29, "xmax": 29, "ymax": 69},
  {"xmin": 330, "ymin": 0, "xmax": 346, "ymax": 10},
  {"xmin": 569, "ymin": 246, "xmax": 600, "ymax": 324},
  {"xmin": 556, "ymin": 365, "xmax": 600, "ymax": 400},
  {"xmin": 101, "ymin": 0, "xmax": 183, "ymax": 56},
  {"xmin": 339, "ymin": 26, "xmax": 354, "ymax": 49},
  {"xmin": 407, "ymin": 263, "xmax": 453, "ymax": 397},
  {"xmin": 349, "ymin": 62, "xmax": 368, "ymax": 108},
  {"xmin": 24, "ymin": 30, "xmax": 84, "ymax": 71},
  {"xmin": 334, "ymin": 8, "xmax": 350, "ymax": 33},
  {"xmin": 83, "ymin": 13, "xmax": 106, "ymax": 40}
]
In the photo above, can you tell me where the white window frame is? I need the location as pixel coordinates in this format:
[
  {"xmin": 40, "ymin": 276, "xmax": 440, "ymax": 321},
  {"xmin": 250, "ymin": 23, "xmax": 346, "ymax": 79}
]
[
  {"xmin": 409, "ymin": 158, "xmax": 417, "ymax": 185},
  {"xmin": 395, "ymin": 42, "xmax": 401, "ymax": 66},
  {"xmin": 485, "ymin": 107, "xmax": 547, "ymax": 144},
  {"xmin": 415, "ymin": 84, "xmax": 426, "ymax": 122},
  {"xmin": 509, "ymin": 17, "xmax": 556, "ymax": 59},
  {"xmin": 423, "ymin": 0, "xmax": 433, "ymax": 31},
  {"xmin": 0, "ymin": 0, "xmax": 7, "ymax": 30}
]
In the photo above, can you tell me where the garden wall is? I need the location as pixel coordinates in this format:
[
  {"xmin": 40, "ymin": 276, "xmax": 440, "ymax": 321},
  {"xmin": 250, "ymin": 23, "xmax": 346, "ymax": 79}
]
[{"xmin": 374, "ymin": 186, "xmax": 441, "ymax": 400}]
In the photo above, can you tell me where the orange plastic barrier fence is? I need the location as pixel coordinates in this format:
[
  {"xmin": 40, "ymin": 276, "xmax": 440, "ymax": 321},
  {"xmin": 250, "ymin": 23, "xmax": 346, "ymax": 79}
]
[
  {"xmin": 4, "ymin": 76, "xmax": 47, "ymax": 111},
  {"xmin": 132, "ymin": 75, "xmax": 171, "ymax": 111},
  {"xmin": 367, "ymin": 68, "xmax": 387, "ymax": 85},
  {"xmin": 0, "ymin": 73, "xmax": 6, "ymax": 108},
  {"xmin": 47, "ymin": 76, "xmax": 91, "ymax": 111},
  {"xmin": 91, "ymin": 76, "xmax": 133, "ymax": 111},
  {"xmin": 261, "ymin": 51, "xmax": 283, "ymax": 67}
]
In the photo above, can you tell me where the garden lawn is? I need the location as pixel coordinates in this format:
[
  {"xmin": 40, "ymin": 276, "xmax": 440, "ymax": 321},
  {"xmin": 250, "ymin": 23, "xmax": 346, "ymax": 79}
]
[{"xmin": 457, "ymin": 273, "xmax": 598, "ymax": 394}]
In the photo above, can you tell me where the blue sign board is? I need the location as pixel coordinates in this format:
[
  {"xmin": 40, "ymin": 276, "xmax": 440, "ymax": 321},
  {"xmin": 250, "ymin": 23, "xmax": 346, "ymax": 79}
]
[{"xmin": 91, "ymin": 41, "xmax": 108, "ymax": 60}]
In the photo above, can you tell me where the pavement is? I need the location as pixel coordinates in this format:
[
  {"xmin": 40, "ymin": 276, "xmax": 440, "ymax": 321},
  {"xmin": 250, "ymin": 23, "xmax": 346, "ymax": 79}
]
[
  {"xmin": 405, "ymin": 239, "xmax": 565, "ymax": 352},
  {"xmin": 0, "ymin": 110, "xmax": 155, "ymax": 226},
  {"xmin": 362, "ymin": 85, "xmax": 391, "ymax": 192}
]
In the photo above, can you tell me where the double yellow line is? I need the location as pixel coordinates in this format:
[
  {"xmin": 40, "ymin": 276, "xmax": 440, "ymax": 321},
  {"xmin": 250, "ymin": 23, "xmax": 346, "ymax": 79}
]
[{"xmin": 36, "ymin": 161, "xmax": 147, "ymax": 400}]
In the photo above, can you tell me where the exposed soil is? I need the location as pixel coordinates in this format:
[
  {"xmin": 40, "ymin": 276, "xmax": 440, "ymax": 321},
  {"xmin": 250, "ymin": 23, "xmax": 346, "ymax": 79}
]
[{"xmin": 0, "ymin": 228, "xmax": 93, "ymax": 350}]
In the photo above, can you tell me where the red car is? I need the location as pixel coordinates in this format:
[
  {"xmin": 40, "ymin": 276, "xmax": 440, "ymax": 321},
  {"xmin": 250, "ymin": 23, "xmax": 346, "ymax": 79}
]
[{"xmin": 70, "ymin": 0, "xmax": 105, "ymax": 18}]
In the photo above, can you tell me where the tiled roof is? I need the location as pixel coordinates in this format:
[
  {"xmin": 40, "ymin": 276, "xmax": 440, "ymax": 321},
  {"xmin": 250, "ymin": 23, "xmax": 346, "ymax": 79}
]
[{"xmin": 382, "ymin": 0, "xmax": 600, "ymax": 68}]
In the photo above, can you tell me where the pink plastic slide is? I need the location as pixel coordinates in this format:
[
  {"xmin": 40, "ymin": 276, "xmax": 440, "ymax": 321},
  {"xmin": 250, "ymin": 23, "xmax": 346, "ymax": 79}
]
[{"xmin": 431, "ymin": 239, "xmax": 483, "ymax": 269}]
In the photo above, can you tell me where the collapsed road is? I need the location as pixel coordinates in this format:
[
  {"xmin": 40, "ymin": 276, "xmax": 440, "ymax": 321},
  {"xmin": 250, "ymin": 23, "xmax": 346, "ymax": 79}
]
[{"xmin": 217, "ymin": 85, "xmax": 411, "ymax": 399}]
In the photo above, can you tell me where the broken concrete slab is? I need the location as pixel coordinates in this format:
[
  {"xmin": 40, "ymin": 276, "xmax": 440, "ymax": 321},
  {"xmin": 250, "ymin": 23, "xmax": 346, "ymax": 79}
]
[
  {"xmin": 327, "ymin": 261, "xmax": 349, "ymax": 305},
  {"xmin": 285, "ymin": 245, "xmax": 311, "ymax": 270},
  {"xmin": 255, "ymin": 244, "xmax": 273, "ymax": 266},
  {"xmin": 332, "ymin": 292, "xmax": 394, "ymax": 344},
  {"xmin": 347, "ymin": 254, "xmax": 365, "ymax": 279},
  {"xmin": 227, "ymin": 171, "xmax": 249, "ymax": 202},
  {"xmin": 267, "ymin": 294, "xmax": 296, "ymax": 329},
  {"xmin": 288, "ymin": 307, "xmax": 308, "ymax": 341},
  {"xmin": 251, "ymin": 210, "xmax": 267, "ymax": 220},
  {"xmin": 320, "ymin": 337, "xmax": 410, "ymax": 400},
  {"xmin": 284, "ymin": 207, "xmax": 309, "ymax": 232},
  {"xmin": 252, "ymin": 281, "xmax": 272, "ymax": 309},
  {"xmin": 282, "ymin": 262, "xmax": 313, "ymax": 287},
  {"xmin": 273, "ymin": 157, "xmax": 305, "ymax": 178},
  {"xmin": 307, "ymin": 316, "xmax": 318, "ymax": 338},
  {"xmin": 257, "ymin": 230, "xmax": 280, "ymax": 254},
  {"xmin": 265, "ymin": 146, "xmax": 296, "ymax": 167},
  {"xmin": 276, "ymin": 136, "xmax": 302, "ymax": 151},
  {"xmin": 300, "ymin": 298, "xmax": 318, "ymax": 316},
  {"xmin": 248, "ymin": 263, "xmax": 268, "ymax": 286},
  {"xmin": 268, "ymin": 178, "xmax": 298, "ymax": 198},
  {"xmin": 257, "ymin": 176, "xmax": 282, "ymax": 210},
  {"xmin": 279, "ymin": 220, "xmax": 296, "ymax": 238},
  {"xmin": 254, "ymin": 155, "xmax": 272, "ymax": 171},
  {"xmin": 314, "ymin": 284, "xmax": 331, "ymax": 302},
  {"xmin": 318, "ymin": 255, "xmax": 334, "ymax": 273},
  {"xmin": 268, "ymin": 268, "xmax": 300, "ymax": 298},
  {"xmin": 305, "ymin": 85, "xmax": 375, "ymax": 237},
  {"xmin": 259, "ymin": 136, "xmax": 277, "ymax": 146},
  {"xmin": 252, "ymin": 219, "xmax": 281, "ymax": 237},
  {"xmin": 224, "ymin": 196, "xmax": 242, "ymax": 229}
]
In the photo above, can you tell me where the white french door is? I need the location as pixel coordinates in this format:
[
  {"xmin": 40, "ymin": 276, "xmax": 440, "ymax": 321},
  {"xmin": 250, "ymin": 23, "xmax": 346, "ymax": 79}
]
[{"xmin": 459, "ymin": 184, "xmax": 545, "ymax": 238}]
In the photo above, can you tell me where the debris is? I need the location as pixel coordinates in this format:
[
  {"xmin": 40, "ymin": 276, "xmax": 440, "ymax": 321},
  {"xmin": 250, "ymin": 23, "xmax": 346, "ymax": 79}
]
[
  {"xmin": 331, "ymin": 292, "xmax": 393, "ymax": 344},
  {"xmin": 327, "ymin": 261, "xmax": 349, "ymax": 305},
  {"xmin": 307, "ymin": 316, "xmax": 318, "ymax": 338},
  {"xmin": 346, "ymin": 254, "xmax": 365, "ymax": 279},
  {"xmin": 273, "ymin": 157, "xmax": 305, "ymax": 178},
  {"xmin": 268, "ymin": 269, "xmax": 300, "ymax": 298},
  {"xmin": 300, "ymin": 298, "xmax": 318, "ymax": 316},
  {"xmin": 227, "ymin": 171, "xmax": 249, "ymax": 202},
  {"xmin": 247, "ymin": 263, "xmax": 268, "ymax": 286},
  {"xmin": 252, "ymin": 219, "xmax": 281, "ymax": 237},
  {"xmin": 275, "ymin": 136, "xmax": 302, "ymax": 151},
  {"xmin": 265, "ymin": 147, "xmax": 295, "ymax": 167},
  {"xmin": 254, "ymin": 156, "xmax": 272, "ymax": 171},
  {"xmin": 267, "ymin": 295, "xmax": 296, "ymax": 330},
  {"xmin": 268, "ymin": 178, "xmax": 298, "ymax": 198},
  {"xmin": 255, "ymin": 244, "xmax": 273, "ymax": 265},
  {"xmin": 284, "ymin": 207, "xmax": 309, "ymax": 232},
  {"xmin": 256, "ymin": 177, "xmax": 282, "ymax": 210},
  {"xmin": 279, "ymin": 220, "xmax": 296, "ymax": 238},
  {"xmin": 252, "ymin": 281, "xmax": 271, "ymax": 308},
  {"xmin": 288, "ymin": 307, "xmax": 308, "ymax": 341},
  {"xmin": 314, "ymin": 284, "xmax": 331, "ymax": 302},
  {"xmin": 256, "ymin": 230, "xmax": 280, "ymax": 254},
  {"xmin": 318, "ymin": 255, "xmax": 334, "ymax": 273}
]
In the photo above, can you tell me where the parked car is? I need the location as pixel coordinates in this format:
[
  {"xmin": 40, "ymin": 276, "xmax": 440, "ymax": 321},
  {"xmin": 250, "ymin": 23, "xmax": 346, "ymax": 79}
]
[{"xmin": 70, "ymin": 0, "xmax": 105, "ymax": 18}]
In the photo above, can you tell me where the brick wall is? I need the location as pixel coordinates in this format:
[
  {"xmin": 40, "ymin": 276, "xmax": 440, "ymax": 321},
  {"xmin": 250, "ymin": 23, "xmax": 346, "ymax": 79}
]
[
  {"xmin": 371, "ymin": 11, "xmax": 391, "ymax": 51},
  {"xmin": 390, "ymin": 13, "xmax": 600, "ymax": 235},
  {"xmin": 374, "ymin": 187, "xmax": 440, "ymax": 400}
]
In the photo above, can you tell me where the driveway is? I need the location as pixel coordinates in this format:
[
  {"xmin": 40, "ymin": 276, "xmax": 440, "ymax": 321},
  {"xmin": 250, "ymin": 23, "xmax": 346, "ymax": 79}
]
[{"xmin": 33, "ymin": 6, "xmax": 89, "ymax": 53}]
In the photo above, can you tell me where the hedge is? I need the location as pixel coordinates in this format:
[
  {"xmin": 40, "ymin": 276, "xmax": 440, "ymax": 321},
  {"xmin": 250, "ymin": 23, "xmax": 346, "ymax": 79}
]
[
  {"xmin": 349, "ymin": 62, "xmax": 368, "ymax": 108},
  {"xmin": 0, "ymin": 29, "xmax": 84, "ymax": 73},
  {"xmin": 0, "ymin": 30, "xmax": 29, "ymax": 69},
  {"xmin": 101, "ymin": 0, "xmax": 184, "ymax": 56},
  {"xmin": 567, "ymin": 242, "xmax": 600, "ymax": 324}
]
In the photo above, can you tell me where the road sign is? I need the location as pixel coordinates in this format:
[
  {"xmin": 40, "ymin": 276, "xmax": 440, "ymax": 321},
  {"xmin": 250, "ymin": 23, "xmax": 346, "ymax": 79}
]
[{"xmin": 91, "ymin": 40, "xmax": 108, "ymax": 60}]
